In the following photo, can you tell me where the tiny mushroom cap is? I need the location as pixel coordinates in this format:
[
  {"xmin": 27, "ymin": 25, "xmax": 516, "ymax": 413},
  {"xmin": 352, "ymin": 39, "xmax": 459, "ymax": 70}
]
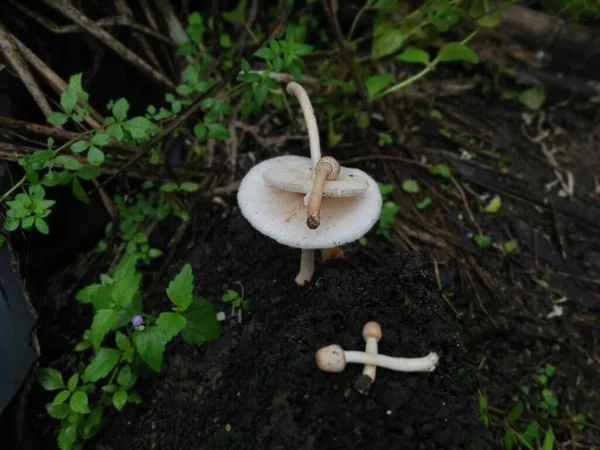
[
  {"xmin": 362, "ymin": 321, "xmax": 382, "ymax": 342},
  {"xmin": 237, "ymin": 155, "xmax": 382, "ymax": 250}
]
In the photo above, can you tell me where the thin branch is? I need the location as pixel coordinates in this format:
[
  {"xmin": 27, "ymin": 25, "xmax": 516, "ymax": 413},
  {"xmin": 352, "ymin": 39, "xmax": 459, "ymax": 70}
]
[
  {"xmin": 0, "ymin": 22, "xmax": 53, "ymax": 119},
  {"xmin": 41, "ymin": 0, "xmax": 176, "ymax": 91},
  {"xmin": 11, "ymin": 1, "xmax": 175, "ymax": 46}
]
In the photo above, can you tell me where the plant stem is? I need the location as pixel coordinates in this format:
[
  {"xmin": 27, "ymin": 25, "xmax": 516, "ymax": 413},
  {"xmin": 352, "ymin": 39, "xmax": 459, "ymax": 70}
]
[
  {"xmin": 347, "ymin": 0, "xmax": 376, "ymax": 41},
  {"xmin": 0, "ymin": 177, "xmax": 26, "ymax": 202},
  {"xmin": 371, "ymin": 64, "xmax": 433, "ymax": 101}
]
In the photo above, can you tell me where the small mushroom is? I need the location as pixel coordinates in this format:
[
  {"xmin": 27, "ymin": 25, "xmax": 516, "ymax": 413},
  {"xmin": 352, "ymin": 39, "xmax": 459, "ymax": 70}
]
[
  {"xmin": 362, "ymin": 322, "xmax": 382, "ymax": 382},
  {"xmin": 315, "ymin": 344, "xmax": 439, "ymax": 373},
  {"xmin": 237, "ymin": 82, "xmax": 381, "ymax": 286}
]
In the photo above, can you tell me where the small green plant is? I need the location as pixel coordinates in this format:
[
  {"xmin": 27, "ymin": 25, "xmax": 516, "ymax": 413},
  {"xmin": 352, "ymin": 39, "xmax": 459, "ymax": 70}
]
[
  {"xmin": 37, "ymin": 260, "xmax": 220, "ymax": 450},
  {"xmin": 221, "ymin": 281, "xmax": 249, "ymax": 322}
]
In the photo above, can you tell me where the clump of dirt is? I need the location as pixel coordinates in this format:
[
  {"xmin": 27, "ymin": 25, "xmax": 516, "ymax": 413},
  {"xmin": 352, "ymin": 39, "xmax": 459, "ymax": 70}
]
[{"xmin": 100, "ymin": 212, "xmax": 492, "ymax": 450}]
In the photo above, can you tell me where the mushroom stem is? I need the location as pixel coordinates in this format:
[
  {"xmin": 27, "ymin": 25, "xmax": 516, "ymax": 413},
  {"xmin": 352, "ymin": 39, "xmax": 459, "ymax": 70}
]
[
  {"xmin": 306, "ymin": 157, "xmax": 341, "ymax": 229},
  {"xmin": 295, "ymin": 249, "xmax": 315, "ymax": 286},
  {"xmin": 315, "ymin": 344, "xmax": 439, "ymax": 373},
  {"xmin": 286, "ymin": 82, "xmax": 321, "ymax": 168},
  {"xmin": 362, "ymin": 322, "xmax": 382, "ymax": 382}
]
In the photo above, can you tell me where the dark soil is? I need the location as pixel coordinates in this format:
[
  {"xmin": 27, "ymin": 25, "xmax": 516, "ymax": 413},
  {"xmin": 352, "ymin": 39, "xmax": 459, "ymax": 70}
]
[{"xmin": 98, "ymin": 212, "xmax": 492, "ymax": 450}]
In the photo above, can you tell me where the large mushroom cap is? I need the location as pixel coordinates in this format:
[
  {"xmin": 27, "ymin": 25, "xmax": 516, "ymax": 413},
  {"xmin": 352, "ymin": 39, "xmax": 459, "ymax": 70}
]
[
  {"xmin": 237, "ymin": 155, "xmax": 382, "ymax": 249},
  {"xmin": 262, "ymin": 158, "xmax": 368, "ymax": 197}
]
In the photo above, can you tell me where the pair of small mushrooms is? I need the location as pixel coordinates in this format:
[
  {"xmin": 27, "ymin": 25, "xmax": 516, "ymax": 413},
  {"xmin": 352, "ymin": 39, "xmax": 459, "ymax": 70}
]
[
  {"xmin": 237, "ymin": 82, "xmax": 382, "ymax": 285},
  {"xmin": 315, "ymin": 321, "xmax": 439, "ymax": 389}
]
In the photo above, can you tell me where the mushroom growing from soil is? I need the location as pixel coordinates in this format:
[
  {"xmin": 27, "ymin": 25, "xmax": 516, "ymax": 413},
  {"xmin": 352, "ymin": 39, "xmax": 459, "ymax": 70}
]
[
  {"xmin": 315, "ymin": 344, "xmax": 439, "ymax": 373},
  {"xmin": 237, "ymin": 82, "xmax": 381, "ymax": 285},
  {"xmin": 362, "ymin": 322, "xmax": 382, "ymax": 381}
]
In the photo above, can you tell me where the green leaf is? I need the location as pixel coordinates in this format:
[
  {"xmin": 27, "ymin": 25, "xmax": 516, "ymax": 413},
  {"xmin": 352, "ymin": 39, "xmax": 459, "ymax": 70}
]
[
  {"xmin": 518, "ymin": 86, "xmax": 545, "ymax": 111},
  {"xmin": 179, "ymin": 182, "xmax": 200, "ymax": 192},
  {"xmin": 128, "ymin": 392, "xmax": 142, "ymax": 405},
  {"xmin": 133, "ymin": 327, "xmax": 167, "ymax": 372},
  {"xmin": 223, "ymin": 0, "xmax": 247, "ymax": 24},
  {"xmin": 397, "ymin": 47, "xmax": 430, "ymax": 65},
  {"xmin": 21, "ymin": 216, "xmax": 35, "ymax": 230},
  {"xmin": 35, "ymin": 218, "xmax": 50, "ymax": 235},
  {"xmin": 365, "ymin": 75, "xmax": 393, "ymax": 98},
  {"xmin": 113, "ymin": 390, "xmax": 128, "ymax": 411},
  {"xmin": 116, "ymin": 365, "xmax": 137, "ymax": 389},
  {"xmin": 507, "ymin": 401, "xmax": 524, "ymax": 422},
  {"xmin": 254, "ymin": 47, "xmax": 276, "ymax": 60},
  {"xmin": 37, "ymin": 368, "xmax": 66, "ymax": 390},
  {"xmin": 72, "ymin": 177, "xmax": 90, "ymax": 204},
  {"xmin": 180, "ymin": 299, "xmax": 220, "ymax": 346},
  {"xmin": 372, "ymin": 24, "xmax": 405, "ymax": 58},
  {"xmin": 429, "ymin": 164, "xmax": 452, "ymax": 178},
  {"xmin": 83, "ymin": 407, "xmax": 103, "ymax": 438},
  {"xmin": 82, "ymin": 348, "xmax": 122, "ymax": 383},
  {"xmin": 61, "ymin": 90, "xmax": 77, "ymax": 114},
  {"xmin": 482, "ymin": 195, "xmax": 502, "ymax": 213},
  {"xmin": 68, "ymin": 73, "xmax": 88, "ymax": 102},
  {"xmin": 166, "ymin": 264, "xmax": 194, "ymax": 311},
  {"xmin": 501, "ymin": 239, "xmax": 518, "ymax": 255},
  {"xmin": 69, "ymin": 391, "xmax": 90, "ymax": 414},
  {"xmin": 504, "ymin": 429, "xmax": 514, "ymax": 450},
  {"xmin": 55, "ymin": 155, "xmax": 82, "ymax": 171},
  {"xmin": 402, "ymin": 179, "xmax": 419, "ymax": 193},
  {"xmin": 91, "ymin": 132, "xmax": 111, "ymax": 147},
  {"xmin": 474, "ymin": 235, "xmax": 493, "ymax": 248},
  {"xmin": 75, "ymin": 341, "xmax": 90, "ymax": 352},
  {"xmin": 112, "ymin": 98, "xmax": 129, "ymax": 122},
  {"xmin": 111, "ymin": 273, "xmax": 142, "ymax": 306},
  {"xmin": 477, "ymin": 13, "xmax": 501, "ymax": 28},
  {"xmin": 76, "ymin": 166, "xmax": 100, "ymax": 180},
  {"xmin": 58, "ymin": 423, "xmax": 77, "ymax": 450},
  {"xmin": 156, "ymin": 312, "xmax": 187, "ymax": 341},
  {"xmin": 160, "ymin": 182, "xmax": 179, "ymax": 192},
  {"xmin": 47, "ymin": 112, "xmax": 69, "ymax": 126},
  {"xmin": 193, "ymin": 123, "xmax": 207, "ymax": 138},
  {"xmin": 435, "ymin": 42, "xmax": 479, "ymax": 64},
  {"xmin": 543, "ymin": 427, "xmax": 555, "ymax": 450},
  {"xmin": 221, "ymin": 289, "xmax": 239, "ymax": 303},
  {"xmin": 107, "ymin": 123, "xmax": 124, "ymax": 141},
  {"xmin": 70, "ymin": 140, "xmax": 89, "ymax": 153},
  {"xmin": 46, "ymin": 403, "xmax": 71, "ymax": 419},
  {"xmin": 67, "ymin": 373, "xmax": 79, "ymax": 391},
  {"xmin": 416, "ymin": 197, "xmax": 432, "ymax": 209},
  {"xmin": 75, "ymin": 284, "xmax": 100, "ymax": 304},
  {"xmin": 91, "ymin": 309, "xmax": 118, "ymax": 349},
  {"xmin": 206, "ymin": 123, "xmax": 229, "ymax": 140},
  {"xmin": 53, "ymin": 390, "xmax": 71, "ymax": 405},
  {"xmin": 87, "ymin": 146, "xmax": 105, "ymax": 166},
  {"xmin": 115, "ymin": 331, "xmax": 132, "ymax": 352},
  {"xmin": 124, "ymin": 116, "xmax": 161, "ymax": 140}
]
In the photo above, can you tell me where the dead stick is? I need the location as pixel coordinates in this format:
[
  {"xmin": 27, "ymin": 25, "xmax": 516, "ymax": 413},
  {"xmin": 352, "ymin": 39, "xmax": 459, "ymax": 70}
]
[
  {"xmin": 0, "ymin": 22, "xmax": 53, "ymax": 119},
  {"xmin": 41, "ymin": 0, "xmax": 176, "ymax": 91}
]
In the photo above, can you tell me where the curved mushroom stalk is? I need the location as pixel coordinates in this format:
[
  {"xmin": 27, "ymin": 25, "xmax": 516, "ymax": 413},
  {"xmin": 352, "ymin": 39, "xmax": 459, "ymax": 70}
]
[{"xmin": 295, "ymin": 249, "xmax": 315, "ymax": 286}]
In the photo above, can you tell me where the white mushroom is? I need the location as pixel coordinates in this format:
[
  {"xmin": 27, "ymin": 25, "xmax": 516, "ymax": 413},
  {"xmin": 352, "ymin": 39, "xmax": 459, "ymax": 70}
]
[
  {"xmin": 315, "ymin": 344, "xmax": 439, "ymax": 373},
  {"xmin": 362, "ymin": 322, "xmax": 382, "ymax": 382},
  {"xmin": 237, "ymin": 82, "xmax": 382, "ymax": 286}
]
